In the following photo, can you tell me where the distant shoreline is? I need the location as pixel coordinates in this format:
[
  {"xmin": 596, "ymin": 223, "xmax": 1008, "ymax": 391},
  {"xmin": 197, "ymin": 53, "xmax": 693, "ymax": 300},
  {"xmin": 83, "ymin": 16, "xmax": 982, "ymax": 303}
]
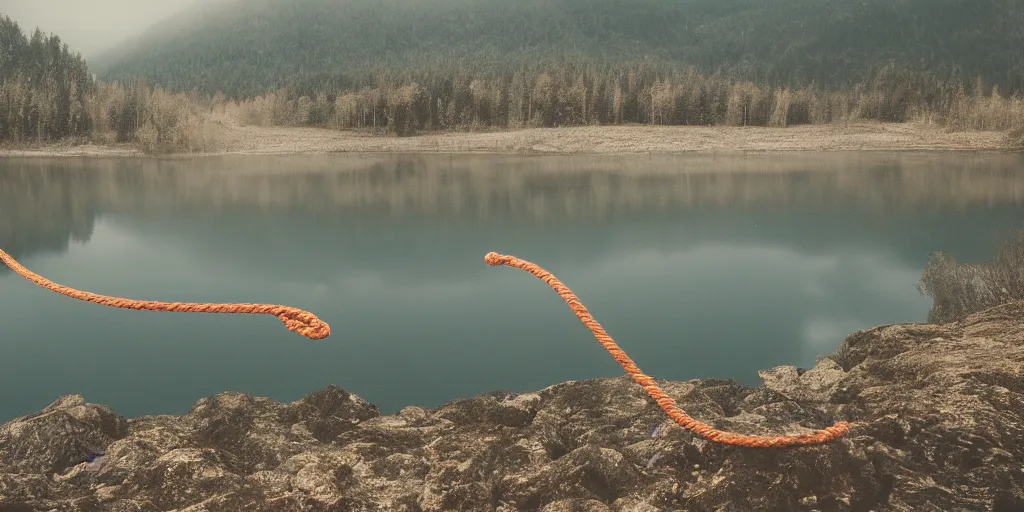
[{"xmin": 0, "ymin": 122, "xmax": 1016, "ymax": 158}]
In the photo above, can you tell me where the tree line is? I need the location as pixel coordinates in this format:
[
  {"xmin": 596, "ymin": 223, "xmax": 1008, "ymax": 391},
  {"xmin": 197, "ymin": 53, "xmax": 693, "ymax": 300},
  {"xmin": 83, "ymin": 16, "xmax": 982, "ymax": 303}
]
[
  {"xmin": 233, "ymin": 61, "xmax": 1024, "ymax": 136},
  {"xmin": 0, "ymin": 16, "xmax": 92, "ymax": 141}
]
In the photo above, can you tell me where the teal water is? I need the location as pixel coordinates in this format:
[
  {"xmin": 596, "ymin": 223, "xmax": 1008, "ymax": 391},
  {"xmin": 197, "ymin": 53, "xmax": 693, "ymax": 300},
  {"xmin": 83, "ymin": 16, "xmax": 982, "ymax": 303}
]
[{"xmin": 2, "ymin": 152, "xmax": 1023, "ymax": 423}]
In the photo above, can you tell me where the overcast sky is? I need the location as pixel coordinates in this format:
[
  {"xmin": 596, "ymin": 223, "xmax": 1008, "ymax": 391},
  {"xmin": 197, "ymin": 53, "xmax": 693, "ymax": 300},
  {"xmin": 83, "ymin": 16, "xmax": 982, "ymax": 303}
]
[{"xmin": 2, "ymin": 0, "xmax": 200, "ymax": 57}]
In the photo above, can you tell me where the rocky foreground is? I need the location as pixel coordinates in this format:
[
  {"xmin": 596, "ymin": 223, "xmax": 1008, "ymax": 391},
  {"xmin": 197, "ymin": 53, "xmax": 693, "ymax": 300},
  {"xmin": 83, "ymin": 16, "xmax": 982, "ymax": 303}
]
[{"xmin": 2, "ymin": 303, "xmax": 1024, "ymax": 511}]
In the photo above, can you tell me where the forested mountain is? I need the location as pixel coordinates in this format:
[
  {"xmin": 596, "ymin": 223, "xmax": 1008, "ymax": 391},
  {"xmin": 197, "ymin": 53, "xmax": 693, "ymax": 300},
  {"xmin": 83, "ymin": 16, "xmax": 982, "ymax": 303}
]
[
  {"xmin": 90, "ymin": 0, "xmax": 1024, "ymax": 99},
  {"xmin": 3, "ymin": 8, "xmax": 1021, "ymax": 151}
]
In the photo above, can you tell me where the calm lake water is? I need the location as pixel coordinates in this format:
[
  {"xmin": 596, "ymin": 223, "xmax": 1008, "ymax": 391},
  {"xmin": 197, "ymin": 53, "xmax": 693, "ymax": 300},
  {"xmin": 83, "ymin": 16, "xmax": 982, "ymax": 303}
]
[{"xmin": 2, "ymin": 152, "xmax": 1023, "ymax": 423}]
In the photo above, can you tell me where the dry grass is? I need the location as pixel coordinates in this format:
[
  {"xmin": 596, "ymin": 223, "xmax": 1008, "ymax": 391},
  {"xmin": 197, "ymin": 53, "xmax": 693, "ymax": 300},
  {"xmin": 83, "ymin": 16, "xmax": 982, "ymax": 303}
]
[
  {"xmin": 1009, "ymin": 126, "xmax": 1024, "ymax": 149},
  {"xmin": 81, "ymin": 83, "xmax": 231, "ymax": 154},
  {"xmin": 918, "ymin": 230, "xmax": 1024, "ymax": 324},
  {"xmin": 4, "ymin": 121, "xmax": 1013, "ymax": 157}
]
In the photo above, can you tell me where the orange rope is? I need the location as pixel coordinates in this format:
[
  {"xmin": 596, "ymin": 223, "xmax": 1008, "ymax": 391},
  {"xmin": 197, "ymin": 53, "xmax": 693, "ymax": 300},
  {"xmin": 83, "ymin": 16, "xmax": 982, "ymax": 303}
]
[
  {"xmin": 0, "ymin": 246, "xmax": 848, "ymax": 447},
  {"xmin": 0, "ymin": 248, "xmax": 330, "ymax": 340},
  {"xmin": 485, "ymin": 252, "xmax": 850, "ymax": 448}
]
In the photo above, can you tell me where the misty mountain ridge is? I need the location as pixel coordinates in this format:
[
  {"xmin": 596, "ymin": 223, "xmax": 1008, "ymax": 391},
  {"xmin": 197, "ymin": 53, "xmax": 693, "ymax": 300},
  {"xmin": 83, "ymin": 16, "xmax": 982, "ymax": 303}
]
[{"xmin": 88, "ymin": 0, "xmax": 1024, "ymax": 98}]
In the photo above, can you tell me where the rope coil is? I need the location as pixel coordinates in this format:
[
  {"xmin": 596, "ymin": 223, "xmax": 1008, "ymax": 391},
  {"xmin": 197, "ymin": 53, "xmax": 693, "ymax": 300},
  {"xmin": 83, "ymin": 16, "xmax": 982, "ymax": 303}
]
[{"xmin": 485, "ymin": 251, "xmax": 850, "ymax": 448}]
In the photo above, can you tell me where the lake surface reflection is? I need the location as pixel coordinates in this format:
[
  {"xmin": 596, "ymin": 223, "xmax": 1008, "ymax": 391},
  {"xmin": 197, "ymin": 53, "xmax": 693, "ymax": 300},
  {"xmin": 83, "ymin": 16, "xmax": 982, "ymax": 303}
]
[{"xmin": 2, "ymin": 152, "xmax": 1023, "ymax": 422}]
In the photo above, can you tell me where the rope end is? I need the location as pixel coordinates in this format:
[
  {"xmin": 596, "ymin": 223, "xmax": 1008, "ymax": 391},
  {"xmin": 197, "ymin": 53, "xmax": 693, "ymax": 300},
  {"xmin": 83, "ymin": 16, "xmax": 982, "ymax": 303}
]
[
  {"xmin": 278, "ymin": 312, "xmax": 331, "ymax": 340},
  {"xmin": 485, "ymin": 252, "xmax": 508, "ymax": 267}
]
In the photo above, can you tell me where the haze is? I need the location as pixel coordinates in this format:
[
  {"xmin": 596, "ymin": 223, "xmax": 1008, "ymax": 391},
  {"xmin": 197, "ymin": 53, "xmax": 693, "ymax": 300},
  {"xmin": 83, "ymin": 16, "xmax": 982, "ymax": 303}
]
[{"xmin": 1, "ymin": 0, "xmax": 200, "ymax": 57}]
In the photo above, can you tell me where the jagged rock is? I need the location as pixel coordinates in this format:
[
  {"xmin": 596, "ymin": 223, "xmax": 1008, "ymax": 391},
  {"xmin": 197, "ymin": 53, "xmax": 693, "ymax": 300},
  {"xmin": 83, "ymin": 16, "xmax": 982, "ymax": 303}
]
[
  {"xmin": 0, "ymin": 394, "xmax": 128, "ymax": 475},
  {"xmin": 2, "ymin": 302, "xmax": 1024, "ymax": 511}
]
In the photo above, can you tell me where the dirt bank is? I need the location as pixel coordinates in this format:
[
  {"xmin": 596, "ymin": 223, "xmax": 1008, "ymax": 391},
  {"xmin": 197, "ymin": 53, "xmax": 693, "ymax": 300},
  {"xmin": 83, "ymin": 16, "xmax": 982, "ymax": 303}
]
[{"xmin": 1, "ymin": 122, "xmax": 1015, "ymax": 157}]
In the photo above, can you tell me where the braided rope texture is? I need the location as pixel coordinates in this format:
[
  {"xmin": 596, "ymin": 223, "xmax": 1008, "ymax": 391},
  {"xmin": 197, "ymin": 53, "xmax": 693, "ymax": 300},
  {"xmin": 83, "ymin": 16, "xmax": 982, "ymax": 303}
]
[
  {"xmin": 0, "ymin": 246, "xmax": 848, "ymax": 447},
  {"xmin": 0, "ymin": 248, "xmax": 330, "ymax": 340},
  {"xmin": 485, "ymin": 252, "xmax": 850, "ymax": 448}
]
